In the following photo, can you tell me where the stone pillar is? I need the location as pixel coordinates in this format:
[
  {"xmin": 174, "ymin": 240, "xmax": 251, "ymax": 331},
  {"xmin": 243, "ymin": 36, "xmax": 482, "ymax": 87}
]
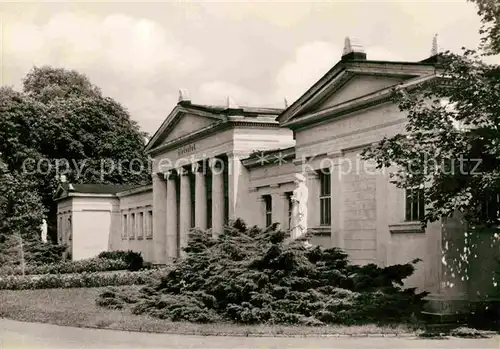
[
  {"xmin": 210, "ymin": 158, "xmax": 225, "ymax": 236},
  {"xmin": 152, "ymin": 173, "xmax": 167, "ymax": 264},
  {"xmin": 271, "ymin": 191, "xmax": 287, "ymax": 230},
  {"xmin": 306, "ymin": 170, "xmax": 320, "ymax": 229},
  {"xmin": 227, "ymin": 153, "xmax": 242, "ymax": 221},
  {"xmin": 165, "ymin": 171, "xmax": 178, "ymax": 261},
  {"xmin": 257, "ymin": 195, "xmax": 267, "ymax": 228},
  {"xmin": 178, "ymin": 167, "xmax": 191, "ymax": 257},
  {"xmin": 330, "ymin": 160, "xmax": 343, "ymax": 248},
  {"xmin": 193, "ymin": 163, "xmax": 207, "ymax": 230}
]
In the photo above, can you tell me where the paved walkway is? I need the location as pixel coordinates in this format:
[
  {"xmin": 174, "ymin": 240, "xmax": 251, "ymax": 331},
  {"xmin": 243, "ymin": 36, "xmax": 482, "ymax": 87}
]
[{"xmin": 0, "ymin": 318, "xmax": 498, "ymax": 349}]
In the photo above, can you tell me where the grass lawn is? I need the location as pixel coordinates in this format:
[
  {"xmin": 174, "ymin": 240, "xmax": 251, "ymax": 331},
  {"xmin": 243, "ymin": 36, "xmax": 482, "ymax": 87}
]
[{"xmin": 0, "ymin": 287, "xmax": 420, "ymax": 337}]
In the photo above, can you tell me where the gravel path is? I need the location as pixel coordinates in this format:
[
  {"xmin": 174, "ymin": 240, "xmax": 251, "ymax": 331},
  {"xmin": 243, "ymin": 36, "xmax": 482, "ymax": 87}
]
[{"xmin": 1, "ymin": 318, "xmax": 498, "ymax": 349}]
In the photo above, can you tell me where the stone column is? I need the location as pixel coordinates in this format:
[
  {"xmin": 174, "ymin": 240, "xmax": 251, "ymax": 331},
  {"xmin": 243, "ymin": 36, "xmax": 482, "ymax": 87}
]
[
  {"xmin": 257, "ymin": 195, "xmax": 267, "ymax": 228},
  {"xmin": 210, "ymin": 158, "xmax": 225, "ymax": 237},
  {"xmin": 193, "ymin": 163, "xmax": 207, "ymax": 230},
  {"xmin": 165, "ymin": 171, "xmax": 178, "ymax": 261},
  {"xmin": 330, "ymin": 160, "xmax": 343, "ymax": 248},
  {"xmin": 271, "ymin": 191, "xmax": 287, "ymax": 230},
  {"xmin": 178, "ymin": 167, "xmax": 191, "ymax": 257},
  {"xmin": 306, "ymin": 170, "xmax": 320, "ymax": 229},
  {"xmin": 152, "ymin": 173, "xmax": 167, "ymax": 264},
  {"xmin": 227, "ymin": 153, "xmax": 243, "ymax": 221}
]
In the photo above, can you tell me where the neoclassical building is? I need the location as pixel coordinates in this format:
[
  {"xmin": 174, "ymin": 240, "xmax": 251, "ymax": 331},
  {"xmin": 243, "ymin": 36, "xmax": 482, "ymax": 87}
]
[{"xmin": 55, "ymin": 39, "xmax": 498, "ymax": 316}]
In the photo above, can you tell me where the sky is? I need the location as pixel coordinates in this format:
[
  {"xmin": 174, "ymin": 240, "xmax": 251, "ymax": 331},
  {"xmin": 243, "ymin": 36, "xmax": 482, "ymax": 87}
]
[{"xmin": 0, "ymin": 0, "xmax": 498, "ymax": 136}]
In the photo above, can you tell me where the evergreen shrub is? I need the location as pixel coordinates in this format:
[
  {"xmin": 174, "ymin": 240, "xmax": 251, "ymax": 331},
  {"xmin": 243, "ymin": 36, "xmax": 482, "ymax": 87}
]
[{"xmin": 96, "ymin": 219, "xmax": 428, "ymax": 325}]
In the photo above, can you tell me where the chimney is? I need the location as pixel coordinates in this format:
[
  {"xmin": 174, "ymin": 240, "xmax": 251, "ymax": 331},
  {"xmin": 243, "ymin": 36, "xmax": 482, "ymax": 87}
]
[{"xmin": 341, "ymin": 36, "xmax": 367, "ymax": 61}]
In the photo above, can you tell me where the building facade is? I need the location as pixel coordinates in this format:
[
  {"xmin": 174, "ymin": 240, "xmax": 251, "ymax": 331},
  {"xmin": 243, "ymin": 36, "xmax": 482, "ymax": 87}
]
[{"xmin": 55, "ymin": 40, "xmax": 499, "ymax": 316}]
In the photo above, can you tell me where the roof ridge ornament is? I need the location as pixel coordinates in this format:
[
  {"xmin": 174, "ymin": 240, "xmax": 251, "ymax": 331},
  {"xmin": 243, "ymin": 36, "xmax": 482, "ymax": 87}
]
[
  {"xmin": 178, "ymin": 88, "xmax": 191, "ymax": 104},
  {"xmin": 226, "ymin": 95, "xmax": 239, "ymax": 109},
  {"xmin": 284, "ymin": 97, "xmax": 289, "ymax": 108},
  {"xmin": 341, "ymin": 36, "xmax": 366, "ymax": 61},
  {"xmin": 431, "ymin": 34, "xmax": 438, "ymax": 56},
  {"xmin": 342, "ymin": 36, "xmax": 365, "ymax": 56}
]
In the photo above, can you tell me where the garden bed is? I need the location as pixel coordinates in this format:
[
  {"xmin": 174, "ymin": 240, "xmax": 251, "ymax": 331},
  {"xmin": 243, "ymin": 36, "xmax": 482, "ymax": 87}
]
[{"xmin": 0, "ymin": 287, "xmax": 419, "ymax": 337}]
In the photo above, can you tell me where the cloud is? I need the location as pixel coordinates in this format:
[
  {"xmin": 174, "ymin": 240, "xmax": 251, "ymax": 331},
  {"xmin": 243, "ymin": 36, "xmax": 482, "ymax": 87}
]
[
  {"xmin": 3, "ymin": 13, "xmax": 203, "ymax": 80},
  {"xmin": 273, "ymin": 41, "xmax": 340, "ymax": 104},
  {"xmin": 196, "ymin": 81, "xmax": 262, "ymax": 107},
  {"xmin": 1, "ymin": 12, "xmax": 204, "ymax": 134},
  {"xmin": 272, "ymin": 41, "xmax": 409, "ymax": 105}
]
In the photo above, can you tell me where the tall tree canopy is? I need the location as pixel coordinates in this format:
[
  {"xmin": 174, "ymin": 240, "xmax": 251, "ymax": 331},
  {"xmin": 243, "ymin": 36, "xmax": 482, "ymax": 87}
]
[
  {"xmin": 470, "ymin": 0, "xmax": 500, "ymax": 55},
  {"xmin": 0, "ymin": 66, "xmax": 151, "ymax": 242},
  {"xmin": 363, "ymin": 2, "xmax": 500, "ymax": 228}
]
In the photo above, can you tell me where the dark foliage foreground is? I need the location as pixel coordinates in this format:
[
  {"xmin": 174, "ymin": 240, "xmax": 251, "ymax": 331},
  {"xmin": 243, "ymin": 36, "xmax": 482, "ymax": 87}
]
[
  {"xmin": 98, "ymin": 250, "xmax": 146, "ymax": 271},
  {"xmin": 97, "ymin": 220, "xmax": 427, "ymax": 326}
]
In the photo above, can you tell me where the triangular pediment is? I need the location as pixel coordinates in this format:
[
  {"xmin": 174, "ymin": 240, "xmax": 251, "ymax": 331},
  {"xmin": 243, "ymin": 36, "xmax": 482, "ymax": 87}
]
[
  {"xmin": 310, "ymin": 74, "xmax": 407, "ymax": 113},
  {"xmin": 161, "ymin": 113, "xmax": 218, "ymax": 145},
  {"xmin": 278, "ymin": 59, "xmax": 439, "ymax": 127},
  {"xmin": 145, "ymin": 105, "xmax": 226, "ymax": 153}
]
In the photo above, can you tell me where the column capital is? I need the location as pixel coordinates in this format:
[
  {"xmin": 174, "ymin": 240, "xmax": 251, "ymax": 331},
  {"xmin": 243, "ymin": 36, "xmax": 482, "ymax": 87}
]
[
  {"xmin": 208, "ymin": 157, "xmax": 224, "ymax": 170},
  {"xmin": 178, "ymin": 167, "xmax": 190, "ymax": 176},
  {"xmin": 164, "ymin": 169, "xmax": 178, "ymax": 181},
  {"xmin": 305, "ymin": 170, "xmax": 319, "ymax": 179},
  {"xmin": 191, "ymin": 162, "xmax": 202, "ymax": 173},
  {"xmin": 153, "ymin": 172, "xmax": 164, "ymax": 181}
]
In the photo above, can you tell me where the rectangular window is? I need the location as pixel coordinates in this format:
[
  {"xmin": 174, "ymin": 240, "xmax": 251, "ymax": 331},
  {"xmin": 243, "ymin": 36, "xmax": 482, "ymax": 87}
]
[
  {"xmin": 264, "ymin": 195, "xmax": 272, "ymax": 227},
  {"xmin": 129, "ymin": 213, "xmax": 135, "ymax": 239},
  {"xmin": 137, "ymin": 212, "xmax": 144, "ymax": 239},
  {"xmin": 146, "ymin": 210, "xmax": 153, "ymax": 239},
  {"xmin": 405, "ymin": 188, "xmax": 425, "ymax": 221},
  {"xmin": 319, "ymin": 170, "xmax": 332, "ymax": 226},
  {"xmin": 122, "ymin": 214, "xmax": 128, "ymax": 240}
]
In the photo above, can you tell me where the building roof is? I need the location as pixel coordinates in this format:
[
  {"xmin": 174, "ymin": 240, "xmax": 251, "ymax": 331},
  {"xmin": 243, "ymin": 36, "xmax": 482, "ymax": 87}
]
[
  {"xmin": 54, "ymin": 183, "xmax": 144, "ymax": 200},
  {"xmin": 144, "ymin": 101, "xmax": 285, "ymax": 154},
  {"xmin": 184, "ymin": 102, "xmax": 284, "ymax": 116},
  {"xmin": 62, "ymin": 183, "xmax": 141, "ymax": 194}
]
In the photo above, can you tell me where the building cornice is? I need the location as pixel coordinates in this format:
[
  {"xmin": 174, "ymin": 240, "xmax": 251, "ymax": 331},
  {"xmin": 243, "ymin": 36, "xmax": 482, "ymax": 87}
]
[
  {"xmin": 284, "ymin": 74, "xmax": 436, "ymax": 131},
  {"xmin": 242, "ymin": 146, "xmax": 296, "ymax": 168},
  {"xmin": 115, "ymin": 185, "xmax": 153, "ymax": 198},
  {"xmin": 147, "ymin": 119, "xmax": 281, "ymax": 157},
  {"xmin": 64, "ymin": 193, "xmax": 117, "ymax": 199}
]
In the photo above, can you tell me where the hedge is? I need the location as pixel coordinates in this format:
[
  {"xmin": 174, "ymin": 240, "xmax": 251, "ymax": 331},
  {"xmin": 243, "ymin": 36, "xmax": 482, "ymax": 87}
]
[
  {"xmin": 0, "ymin": 258, "xmax": 128, "ymax": 276},
  {"xmin": 0, "ymin": 269, "xmax": 167, "ymax": 290}
]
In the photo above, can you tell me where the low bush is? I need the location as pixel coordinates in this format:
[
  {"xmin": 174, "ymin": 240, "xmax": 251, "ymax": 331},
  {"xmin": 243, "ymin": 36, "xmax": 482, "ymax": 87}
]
[
  {"xmin": 98, "ymin": 250, "xmax": 145, "ymax": 271},
  {"xmin": 0, "ymin": 234, "xmax": 66, "ymax": 267},
  {"xmin": 0, "ymin": 269, "xmax": 166, "ymax": 290},
  {"xmin": 0, "ymin": 257, "xmax": 128, "ymax": 276},
  {"xmin": 96, "ymin": 219, "xmax": 428, "ymax": 326}
]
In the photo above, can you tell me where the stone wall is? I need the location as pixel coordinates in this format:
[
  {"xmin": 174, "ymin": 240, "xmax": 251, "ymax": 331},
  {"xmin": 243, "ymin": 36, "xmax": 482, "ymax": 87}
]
[{"xmin": 115, "ymin": 187, "xmax": 154, "ymax": 262}]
